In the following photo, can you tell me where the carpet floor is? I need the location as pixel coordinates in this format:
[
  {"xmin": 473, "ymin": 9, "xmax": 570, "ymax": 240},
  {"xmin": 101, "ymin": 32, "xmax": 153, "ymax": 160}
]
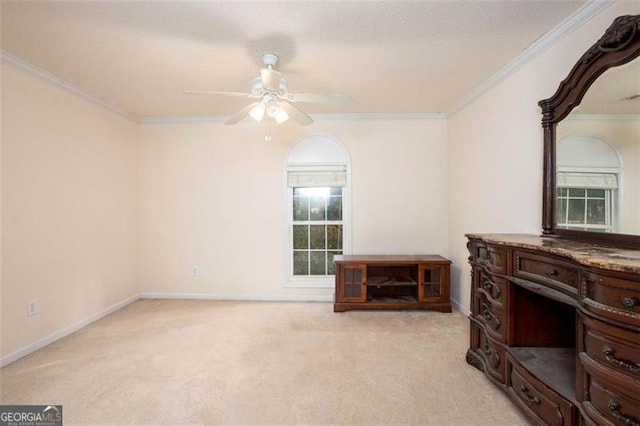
[{"xmin": 1, "ymin": 300, "xmax": 530, "ymax": 425}]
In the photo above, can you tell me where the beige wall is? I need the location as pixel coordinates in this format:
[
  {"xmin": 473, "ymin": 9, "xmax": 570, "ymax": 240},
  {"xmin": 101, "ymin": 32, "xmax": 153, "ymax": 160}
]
[
  {"xmin": 447, "ymin": 2, "xmax": 640, "ymax": 314},
  {"xmin": 1, "ymin": 63, "xmax": 139, "ymax": 359},
  {"xmin": 138, "ymin": 118, "xmax": 448, "ymax": 298}
]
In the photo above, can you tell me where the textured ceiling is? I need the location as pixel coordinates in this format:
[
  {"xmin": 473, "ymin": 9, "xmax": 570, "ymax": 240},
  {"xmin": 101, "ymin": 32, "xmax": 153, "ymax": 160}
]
[{"xmin": 1, "ymin": 1, "xmax": 590, "ymax": 119}]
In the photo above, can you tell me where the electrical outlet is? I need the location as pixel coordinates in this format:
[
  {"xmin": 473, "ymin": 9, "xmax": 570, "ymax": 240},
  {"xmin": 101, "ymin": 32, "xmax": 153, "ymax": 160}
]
[
  {"xmin": 27, "ymin": 300, "xmax": 37, "ymax": 316},
  {"xmin": 192, "ymin": 265, "xmax": 199, "ymax": 276}
]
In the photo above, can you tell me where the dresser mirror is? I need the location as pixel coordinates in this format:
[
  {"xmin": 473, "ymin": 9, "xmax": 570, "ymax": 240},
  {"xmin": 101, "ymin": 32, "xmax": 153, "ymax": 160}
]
[{"xmin": 539, "ymin": 15, "xmax": 640, "ymax": 248}]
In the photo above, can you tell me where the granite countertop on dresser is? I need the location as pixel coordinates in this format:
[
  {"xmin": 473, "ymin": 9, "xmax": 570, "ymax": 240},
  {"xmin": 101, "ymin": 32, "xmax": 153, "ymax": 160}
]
[{"xmin": 466, "ymin": 233, "xmax": 640, "ymax": 275}]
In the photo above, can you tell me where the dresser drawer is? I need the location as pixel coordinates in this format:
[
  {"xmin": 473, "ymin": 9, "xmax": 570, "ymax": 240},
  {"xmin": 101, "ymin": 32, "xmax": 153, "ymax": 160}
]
[
  {"xmin": 582, "ymin": 378, "xmax": 640, "ymax": 426},
  {"xmin": 470, "ymin": 242, "xmax": 507, "ymax": 274},
  {"xmin": 476, "ymin": 270, "xmax": 507, "ymax": 307},
  {"xmin": 506, "ymin": 356, "xmax": 575, "ymax": 426},
  {"xmin": 514, "ymin": 250, "xmax": 578, "ymax": 296},
  {"xmin": 582, "ymin": 272, "xmax": 640, "ymax": 327},
  {"xmin": 469, "ymin": 318, "xmax": 506, "ymax": 384},
  {"xmin": 475, "ymin": 292, "xmax": 508, "ymax": 342},
  {"xmin": 581, "ymin": 316, "xmax": 640, "ymax": 381}
]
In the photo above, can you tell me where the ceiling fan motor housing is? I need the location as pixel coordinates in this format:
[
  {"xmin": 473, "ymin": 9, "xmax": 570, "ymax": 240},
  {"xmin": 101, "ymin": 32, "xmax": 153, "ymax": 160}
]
[{"xmin": 262, "ymin": 53, "xmax": 279, "ymax": 68}]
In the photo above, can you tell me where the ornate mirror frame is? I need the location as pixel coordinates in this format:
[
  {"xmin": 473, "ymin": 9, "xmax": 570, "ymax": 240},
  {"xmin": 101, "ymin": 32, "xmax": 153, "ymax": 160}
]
[{"xmin": 539, "ymin": 15, "xmax": 640, "ymax": 248}]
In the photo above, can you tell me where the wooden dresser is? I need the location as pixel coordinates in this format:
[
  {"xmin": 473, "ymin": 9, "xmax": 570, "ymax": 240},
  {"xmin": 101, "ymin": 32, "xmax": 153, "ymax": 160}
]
[{"xmin": 466, "ymin": 234, "xmax": 640, "ymax": 426}]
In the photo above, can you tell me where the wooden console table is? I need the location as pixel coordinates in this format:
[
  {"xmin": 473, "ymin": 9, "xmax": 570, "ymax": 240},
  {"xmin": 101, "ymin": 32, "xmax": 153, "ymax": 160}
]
[{"xmin": 333, "ymin": 255, "xmax": 451, "ymax": 312}]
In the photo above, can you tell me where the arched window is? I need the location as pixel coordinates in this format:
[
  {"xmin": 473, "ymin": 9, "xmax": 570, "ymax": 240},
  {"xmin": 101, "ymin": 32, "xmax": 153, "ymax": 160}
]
[
  {"xmin": 557, "ymin": 134, "xmax": 622, "ymax": 232},
  {"xmin": 285, "ymin": 134, "xmax": 351, "ymax": 287}
]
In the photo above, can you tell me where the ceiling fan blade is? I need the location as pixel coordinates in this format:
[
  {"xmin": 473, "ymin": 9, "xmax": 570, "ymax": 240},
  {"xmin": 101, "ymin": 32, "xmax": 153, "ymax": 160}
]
[
  {"xmin": 183, "ymin": 90, "xmax": 257, "ymax": 99},
  {"xmin": 261, "ymin": 68, "xmax": 282, "ymax": 92},
  {"xmin": 279, "ymin": 101, "xmax": 313, "ymax": 126},
  {"xmin": 285, "ymin": 93, "xmax": 353, "ymax": 105},
  {"xmin": 225, "ymin": 102, "xmax": 262, "ymax": 125}
]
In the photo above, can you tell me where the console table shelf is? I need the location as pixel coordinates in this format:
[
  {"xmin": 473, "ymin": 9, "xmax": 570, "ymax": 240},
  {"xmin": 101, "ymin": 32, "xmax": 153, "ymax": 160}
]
[{"xmin": 333, "ymin": 255, "xmax": 451, "ymax": 312}]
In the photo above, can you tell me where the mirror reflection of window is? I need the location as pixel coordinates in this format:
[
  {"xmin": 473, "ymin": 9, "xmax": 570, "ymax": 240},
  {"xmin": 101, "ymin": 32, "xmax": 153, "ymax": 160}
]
[{"xmin": 556, "ymin": 134, "xmax": 622, "ymax": 232}]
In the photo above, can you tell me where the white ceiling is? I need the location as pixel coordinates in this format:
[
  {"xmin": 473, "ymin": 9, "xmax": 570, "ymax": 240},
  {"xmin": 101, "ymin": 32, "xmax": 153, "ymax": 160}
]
[{"xmin": 1, "ymin": 1, "xmax": 593, "ymax": 119}]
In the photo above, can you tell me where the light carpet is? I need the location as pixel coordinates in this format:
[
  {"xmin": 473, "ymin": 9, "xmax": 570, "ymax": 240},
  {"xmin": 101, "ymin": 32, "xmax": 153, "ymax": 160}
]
[{"xmin": 0, "ymin": 300, "xmax": 530, "ymax": 425}]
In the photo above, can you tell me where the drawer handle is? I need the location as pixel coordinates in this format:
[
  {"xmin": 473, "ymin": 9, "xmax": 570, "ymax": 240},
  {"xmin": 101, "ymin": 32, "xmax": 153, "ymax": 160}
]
[
  {"xmin": 492, "ymin": 285, "xmax": 501, "ymax": 300},
  {"xmin": 602, "ymin": 346, "xmax": 640, "ymax": 373},
  {"xmin": 481, "ymin": 302, "xmax": 501, "ymax": 331},
  {"xmin": 482, "ymin": 278, "xmax": 492, "ymax": 291},
  {"xmin": 519, "ymin": 385, "xmax": 540, "ymax": 406},
  {"xmin": 622, "ymin": 297, "xmax": 637, "ymax": 308},
  {"xmin": 481, "ymin": 343, "xmax": 490, "ymax": 356},
  {"xmin": 545, "ymin": 268, "xmax": 558, "ymax": 277},
  {"xmin": 608, "ymin": 400, "xmax": 639, "ymax": 426},
  {"xmin": 481, "ymin": 278, "xmax": 501, "ymax": 300}
]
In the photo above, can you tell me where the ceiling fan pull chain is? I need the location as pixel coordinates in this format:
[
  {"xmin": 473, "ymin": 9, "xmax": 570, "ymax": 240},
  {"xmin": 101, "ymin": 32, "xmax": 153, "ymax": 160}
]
[{"xmin": 265, "ymin": 124, "xmax": 272, "ymax": 142}]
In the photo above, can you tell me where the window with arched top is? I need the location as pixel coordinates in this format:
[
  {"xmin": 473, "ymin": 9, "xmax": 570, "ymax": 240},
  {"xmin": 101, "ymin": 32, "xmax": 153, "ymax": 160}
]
[
  {"xmin": 556, "ymin": 134, "xmax": 623, "ymax": 232},
  {"xmin": 285, "ymin": 134, "xmax": 351, "ymax": 287}
]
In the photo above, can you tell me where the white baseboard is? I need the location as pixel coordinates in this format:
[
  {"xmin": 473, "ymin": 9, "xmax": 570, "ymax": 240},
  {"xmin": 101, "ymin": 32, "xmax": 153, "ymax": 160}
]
[
  {"xmin": 450, "ymin": 298, "xmax": 470, "ymax": 317},
  {"xmin": 139, "ymin": 292, "xmax": 334, "ymax": 302},
  {"xmin": 0, "ymin": 294, "xmax": 140, "ymax": 368},
  {"xmin": 2, "ymin": 292, "xmax": 465, "ymax": 367}
]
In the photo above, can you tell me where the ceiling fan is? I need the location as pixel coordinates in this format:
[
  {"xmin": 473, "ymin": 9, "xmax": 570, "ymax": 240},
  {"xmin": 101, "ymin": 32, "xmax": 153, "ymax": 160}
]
[{"xmin": 184, "ymin": 53, "xmax": 352, "ymax": 126}]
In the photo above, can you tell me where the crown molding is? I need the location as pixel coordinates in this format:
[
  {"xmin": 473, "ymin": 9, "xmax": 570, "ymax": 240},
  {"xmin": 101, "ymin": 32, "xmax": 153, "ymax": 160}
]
[
  {"xmin": 140, "ymin": 112, "xmax": 446, "ymax": 125},
  {"xmin": 311, "ymin": 112, "xmax": 446, "ymax": 121},
  {"xmin": 567, "ymin": 113, "xmax": 640, "ymax": 121},
  {"xmin": 446, "ymin": 0, "xmax": 615, "ymax": 118},
  {"xmin": 140, "ymin": 116, "xmax": 228, "ymax": 124},
  {"xmin": 1, "ymin": 50, "xmax": 139, "ymax": 123}
]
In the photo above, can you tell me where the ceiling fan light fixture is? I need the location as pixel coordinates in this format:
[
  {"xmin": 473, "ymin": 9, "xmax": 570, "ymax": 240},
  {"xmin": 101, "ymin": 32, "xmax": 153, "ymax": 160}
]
[
  {"xmin": 265, "ymin": 98, "xmax": 280, "ymax": 116},
  {"xmin": 249, "ymin": 103, "xmax": 265, "ymax": 122},
  {"xmin": 274, "ymin": 107, "xmax": 289, "ymax": 124}
]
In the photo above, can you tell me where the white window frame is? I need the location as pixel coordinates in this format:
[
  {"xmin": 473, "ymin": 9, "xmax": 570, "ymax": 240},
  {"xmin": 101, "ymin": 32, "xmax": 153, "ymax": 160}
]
[
  {"xmin": 556, "ymin": 185, "xmax": 616, "ymax": 232},
  {"xmin": 556, "ymin": 133, "xmax": 623, "ymax": 233},
  {"xmin": 284, "ymin": 135, "xmax": 351, "ymax": 288}
]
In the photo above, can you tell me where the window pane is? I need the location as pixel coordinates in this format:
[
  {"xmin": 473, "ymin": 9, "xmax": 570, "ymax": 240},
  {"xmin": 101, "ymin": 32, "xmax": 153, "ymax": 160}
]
[
  {"xmin": 567, "ymin": 199, "xmax": 585, "ymax": 223},
  {"xmin": 587, "ymin": 189, "xmax": 605, "ymax": 198},
  {"xmin": 293, "ymin": 196, "xmax": 309, "ymax": 221},
  {"xmin": 293, "ymin": 252, "xmax": 308, "ymax": 275},
  {"xmin": 558, "ymin": 188, "xmax": 567, "ymax": 197},
  {"xmin": 557, "ymin": 197, "xmax": 567, "ymax": 223},
  {"xmin": 327, "ymin": 251, "xmax": 342, "ymax": 275},
  {"xmin": 293, "ymin": 225, "xmax": 308, "ymax": 249},
  {"xmin": 327, "ymin": 225, "xmax": 343, "ymax": 249},
  {"xmin": 568, "ymin": 188, "xmax": 585, "ymax": 197},
  {"xmin": 310, "ymin": 225, "xmax": 326, "ymax": 249},
  {"xmin": 327, "ymin": 196, "xmax": 342, "ymax": 221},
  {"xmin": 309, "ymin": 197, "xmax": 326, "ymax": 221},
  {"xmin": 587, "ymin": 199, "xmax": 606, "ymax": 224},
  {"xmin": 291, "ymin": 186, "xmax": 344, "ymax": 278},
  {"xmin": 310, "ymin": 251, "xmax": 326, "ymax": 275}
]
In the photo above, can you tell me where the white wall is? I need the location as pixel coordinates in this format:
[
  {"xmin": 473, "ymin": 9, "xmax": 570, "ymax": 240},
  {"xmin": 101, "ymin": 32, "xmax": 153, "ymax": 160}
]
[
  {"xmin": 138, "ymin": 118, "xmax": 449, "ymax": 299},
  {"xmin": 1, "ymin": 62, "xmax": 139, "ymax": 360},
  {"xmin": 447, "ymin": 1, "xmax": 640, "ymax": 314}
]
